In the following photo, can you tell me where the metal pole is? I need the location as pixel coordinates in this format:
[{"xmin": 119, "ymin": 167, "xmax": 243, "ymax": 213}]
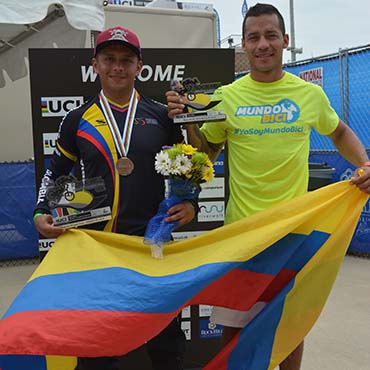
[
  {"xmin": 339, "ymin": 49, "xmax": 345, "ymax": 121},
  {"xmin": 339, "ymin": 50, "xmax": 344, "ymax": 120},
  {"xmin": 345, "ymin": 50, "xmax": 349, "ymax": 124},
  {"xmin": 289, "ymin": 0, "xmax": 296, "ymax": 62}
]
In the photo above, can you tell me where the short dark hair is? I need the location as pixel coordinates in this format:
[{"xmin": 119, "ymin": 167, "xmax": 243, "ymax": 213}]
[{"xmin": 242, "ymin": 3, "xmax": 286, "ymax": 39}]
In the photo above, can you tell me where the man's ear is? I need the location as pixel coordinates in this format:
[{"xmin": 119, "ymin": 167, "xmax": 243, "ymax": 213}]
[
  {"xmin": 92, "ymin": 57, "xmax": 98, "ymax": 74},
  {"xmin": 136, "ymin": 60, "xmax": 143, "ymax": 76},
  {"xmin": 283, "ymin": 34, "xmax": 289, "ymax": 49}
]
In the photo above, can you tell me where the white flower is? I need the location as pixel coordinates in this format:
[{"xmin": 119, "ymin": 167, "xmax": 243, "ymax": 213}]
[
  {"xmin": 155, "ymin": 151, "xmax": 170, "ymax": 175},
  {"xmin": 174, "ymin": 154, "xmax": 192, "ymax": 175},
  {"xmin": 168, "ymin": 160, "xmax": 180, "ymax": 175}
]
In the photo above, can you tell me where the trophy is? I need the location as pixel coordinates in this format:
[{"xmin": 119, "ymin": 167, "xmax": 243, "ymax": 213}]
[
  {"xmin": 171, "ymin": 77, "xmax": 226, "ymax": 124},
  {"xmin": 46, "ymin": 175, "xmax": 112, "ymax": 228}
]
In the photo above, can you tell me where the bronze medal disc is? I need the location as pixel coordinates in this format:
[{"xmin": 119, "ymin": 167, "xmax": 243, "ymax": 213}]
[{"xmin": 116, "ymin": 157, "xmax": 134, "ymax": 176}]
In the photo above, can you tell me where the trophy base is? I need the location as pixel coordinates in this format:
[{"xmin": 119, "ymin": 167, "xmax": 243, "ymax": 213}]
[
  {"xmin": 53, "ymin": 206, "xmax": 112, "ymax": 228},
  {"xmin": 173, "ymin": 110, "xmax": 226, "ymax": 124}
]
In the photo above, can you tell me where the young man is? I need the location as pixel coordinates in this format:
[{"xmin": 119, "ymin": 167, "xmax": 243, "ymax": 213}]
[
  {"xmin": 166, "ymin": 3, "xmax": 370, "ymax": 369},
  {"xmin": 34, "ymin": 26, "xmax": 196, "ymax": 370}
]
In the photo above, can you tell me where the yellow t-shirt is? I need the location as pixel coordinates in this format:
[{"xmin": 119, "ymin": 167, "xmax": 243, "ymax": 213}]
[{"xmin": 201, "ymin": 72, "xmax": 339, "ymax": 224}]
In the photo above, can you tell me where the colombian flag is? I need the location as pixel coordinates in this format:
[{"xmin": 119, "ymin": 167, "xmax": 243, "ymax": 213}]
[{"xmin": 0, "ymin": 181, "xmax": 367, "ymax": 370}]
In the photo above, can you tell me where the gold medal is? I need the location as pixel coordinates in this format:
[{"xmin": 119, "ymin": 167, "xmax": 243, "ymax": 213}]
[{"xmin": 116, "ymin": 157, "xmax": 134, "ymax": 176}]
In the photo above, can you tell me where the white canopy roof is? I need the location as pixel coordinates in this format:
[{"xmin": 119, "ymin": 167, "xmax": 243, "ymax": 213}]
[
  {"xmin": 0, "ymin": 0, "xmax": 105, "ymax": 86},
  {"xmin": 0, "ymin": 0, "xmax": 104, "ymax": 30}
]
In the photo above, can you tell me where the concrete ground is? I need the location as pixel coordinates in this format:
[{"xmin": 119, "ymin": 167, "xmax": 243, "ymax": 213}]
[{"xmin": 0, "ymin": 255, "xmax": 369, "ymax": 370}]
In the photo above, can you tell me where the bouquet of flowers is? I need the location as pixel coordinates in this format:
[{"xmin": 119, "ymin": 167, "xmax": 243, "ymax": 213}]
[{"xmin": 144, "ymin": 143, "xmax": 214, "ymax": 258}]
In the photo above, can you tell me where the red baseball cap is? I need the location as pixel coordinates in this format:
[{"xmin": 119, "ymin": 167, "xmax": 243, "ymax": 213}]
[{"xmin": 94, "ymin": 26, "xmax": 142, "ymax": 59}]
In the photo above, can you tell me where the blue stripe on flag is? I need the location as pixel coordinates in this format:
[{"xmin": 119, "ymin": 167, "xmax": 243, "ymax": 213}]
[
  {"xmin": 4, "ymin": 262, "xmax": 240, "ymax": 316},
  {"xmin": 227, "ymin": 280, "xmax": 295, "ymax": 370},
  {"xmin": 3, "ymin": 231, "xmax": 329, "ymax": 318},
  {"xmin": 239, "ymin": 231, "xmax": 329, "ymax": 274},
  {"xmin": 0, "ymin": 355, "xmax": 47, "ymax": 370}
]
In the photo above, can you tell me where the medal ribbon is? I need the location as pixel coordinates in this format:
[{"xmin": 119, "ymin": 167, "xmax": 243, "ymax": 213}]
[{"xmin": 99, "ymin": 89, "xmax": 138, "ymax": 158}]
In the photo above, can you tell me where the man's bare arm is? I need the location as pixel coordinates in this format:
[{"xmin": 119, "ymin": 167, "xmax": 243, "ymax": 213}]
[
  {"xmin": 328, "ymin": 120, "xmax": 369, "ymax": 166},
  {"xmin": 183, "ymin": 123, "xmax": 224, "ymax": 162},
  {"xmin": 328, "ymin": 120, "xmax": 370, "ymax": 193}
]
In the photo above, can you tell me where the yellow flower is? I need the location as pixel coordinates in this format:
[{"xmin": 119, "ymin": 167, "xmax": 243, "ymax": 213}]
[
  {"xmin": 181, "ymin": 144, "xmax": 197, "ymax": 156},
  {"xmin": 206, "ymin": 160, "xmax": 213, "ymax": 168},
  {"xmin": 202, "ymin": 166, "xmax": 214, "ymax": 182}
]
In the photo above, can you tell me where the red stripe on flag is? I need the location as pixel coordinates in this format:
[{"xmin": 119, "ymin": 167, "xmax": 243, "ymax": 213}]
[
  {"xmin": 189, "ymin": 268, "xmax": 292, "ymax": 311},
  {"xmin": 0, "ymin": 310, "xmax": 175, "ymax": 357},
  {"xmin": 260, "ymin": 268, "xmax": 297, "ymax": 301},
  {"xmin": 204, "ymin": 331, "xmax": 241, "ymax": 370},
  {"xmin": 0, "ymin": 269, "xmax": 298, "ymax": 359}
]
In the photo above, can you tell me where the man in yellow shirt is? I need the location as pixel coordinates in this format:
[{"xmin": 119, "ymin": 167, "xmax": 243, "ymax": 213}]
[{"xmin": 166, "ymin": 3, "xmax": 370, "ymax": 369}]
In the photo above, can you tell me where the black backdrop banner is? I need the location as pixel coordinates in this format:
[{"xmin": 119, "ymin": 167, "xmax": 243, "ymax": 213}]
[{"xmin": 29, "ymin": 48, "xmax": 234, "ymax": 369}]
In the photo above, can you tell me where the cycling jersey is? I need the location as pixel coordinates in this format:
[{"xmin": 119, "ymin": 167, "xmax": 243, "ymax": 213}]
[{"xmin": 35, "ymin": 93, "xmax": 183, "ymax": 236}]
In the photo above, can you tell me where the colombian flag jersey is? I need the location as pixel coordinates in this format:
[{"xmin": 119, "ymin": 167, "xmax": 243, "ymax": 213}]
[{"xmin": 36, "ymin": 94, "xmax": 183, "ymax": 235}]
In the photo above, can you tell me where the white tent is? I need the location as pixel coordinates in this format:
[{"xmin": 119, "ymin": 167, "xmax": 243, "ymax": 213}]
[
  {"xmin": 0, "ymin": 1, "xmax": 104, "ymax": 161},
  {"xmin": 0, "ymin": 0, "xmax": 104, "ymax": 86}
]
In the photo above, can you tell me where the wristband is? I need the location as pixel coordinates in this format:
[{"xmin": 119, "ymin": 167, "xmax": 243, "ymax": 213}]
[
  {"xmin": 33, "ymin": 212, "xmax": 45, "ymax": 220},
  {"xmin": 361, "ymin": 161, "xmax": 370, "ymax": 167}
]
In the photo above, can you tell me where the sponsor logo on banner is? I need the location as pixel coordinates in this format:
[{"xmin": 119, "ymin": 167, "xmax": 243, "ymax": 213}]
[
  {"xmin": 198, "ymin": 201, "xmax": 224, "ymax": 222},
  {"xmin": 213, "ymin": 152, "xmax": 224, "ymax": 175},
  {"xmin": 41, "ymin": 96, "xmax": 84, "ymax": 117},
  {"xmin": 354, "ymin": 212, "xmax": 370, "ymax": 243},
  {"xmin": 199, "ymin": 305, "xmax": 213, "ymax": 317},
  {"xmin": 172, "ymin": 230, "xmax": 206, "ymax": 241},
  {"xmin": 39, "ymin": 239, "xmax": 55, "ymax": 252},
  {"xmin": 181, "ymin": 306, "xmax": 191, "ymax": 319},
  {"xmin": 200, "ymin": 177, "xmax": 225, "ymax": 199},
  {"xmin": 44, "ymin": 158, "xmax": 51, "ymax": 173},
  {"xmin": 340, "ymin": 168, "xmax": 355, "ymax": 181},
  {"xmin": 199, "ymin": 319, "xmax": 223, "ymax": 339},
  {"xmin": 178, "ymin": 2, "xmax": 213, "ymax": 11},
  {"xmin": 181, "ymin": 321, "xmax": 191, "ymax": 340},
  {"xmin": 299, "ymin": 67, "xmax": 323, "ymax": 87},
  {"xmin": 43, "ymin": 133, "xmax": 58, "ymax": 155},
  {"xmin": 81, "ymin": 64, "xmax": 186, "ymax": 83}
]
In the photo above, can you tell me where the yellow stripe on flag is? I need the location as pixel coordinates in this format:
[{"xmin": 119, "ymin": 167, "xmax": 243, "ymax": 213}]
[
  {"xmin": 29, "ymin": 181, "xmax": 368, "ymax": 281},
  {"xmin": 46, "ymin": 355, "xmax": 77, "ymax": 370},
  {"xmin": 268, "ymin": 181, "xmax": 367, "ymax": 368}
]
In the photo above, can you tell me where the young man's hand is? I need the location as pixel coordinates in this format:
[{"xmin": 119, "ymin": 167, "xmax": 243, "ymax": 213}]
[{"xmin": 34, "ymin": 214, "xmax": 65, "ymax": 238}]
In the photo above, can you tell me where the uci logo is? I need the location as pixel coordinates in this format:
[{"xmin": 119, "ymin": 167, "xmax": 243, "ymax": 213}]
[
  {"xmin": 43, "ymin": 132, "xmax": 58, "ymax": 155},
  {"xmin": 41, "ymin": 96, "xmax": 84, "ymax": 117},
  {"xmin": 38, "ymin": 239, "xmax": 55, "ymax": 251}
]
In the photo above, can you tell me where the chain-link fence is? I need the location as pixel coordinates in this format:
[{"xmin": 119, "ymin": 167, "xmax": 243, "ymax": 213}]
[
  {"xmin": 0, "ymin": 257, "xmax": 39, "ymax": 268},
  {"xmin": 284, "ymin": 45, "xmax": 370, "ymax": 150},
  {"xmin": 0, "ymin": 162, "xmax": 39, "ymax": 264},
  {"xmin": 234, "ymin": 48, "xmax": 249, "ymax": 74},
  {"xmin": 287, "ymin": 46, "xmax": 370, "ymax": 256}
]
